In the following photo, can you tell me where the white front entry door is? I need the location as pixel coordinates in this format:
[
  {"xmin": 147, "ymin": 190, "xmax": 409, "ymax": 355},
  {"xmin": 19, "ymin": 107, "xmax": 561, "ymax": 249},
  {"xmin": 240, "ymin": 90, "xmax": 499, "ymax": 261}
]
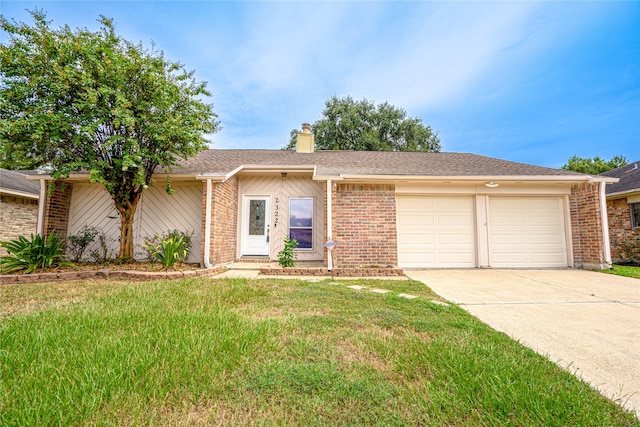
[{"xmin": 241, "ymin": 196, "xmax": 271, "ymax": 256}]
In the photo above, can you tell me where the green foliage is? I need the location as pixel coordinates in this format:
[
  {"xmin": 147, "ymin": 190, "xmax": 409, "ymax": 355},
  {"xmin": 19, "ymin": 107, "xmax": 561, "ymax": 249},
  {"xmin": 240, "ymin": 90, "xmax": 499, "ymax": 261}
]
[
  {"xmin": 561, "ymin": 155, "xmax": 628, "ymax": 174},
  {"xmin": 0, "ymin": 279, "xmax": 635, "ymax": 425},
  {"xmin": 88, "ymin": 232, "xmax": 114, "ymax": 264},
  {"xmin": 278, "ymin": 237, "xmax": 299, "ymax": 267},
  {"xmin": 283, "ymin": 95, "xmax": 441, "ymax": 152},
  {"xmin": 0, "ymin": 10, "xmax": 219, "ymax": 256},
  {"xmin": 612, "ymin": 230, "xmax": 640, "ymax": 267},
  {"xmin": 66, "ymin": 225, "xmax": 100, "ymax": 262},
  {"xmin": 143, "ymin": 230, "xmax": 193, "ymax": 269},
  {"xmin": 0, "ymin": 232, "xmax": 73, "ymax": 273}
]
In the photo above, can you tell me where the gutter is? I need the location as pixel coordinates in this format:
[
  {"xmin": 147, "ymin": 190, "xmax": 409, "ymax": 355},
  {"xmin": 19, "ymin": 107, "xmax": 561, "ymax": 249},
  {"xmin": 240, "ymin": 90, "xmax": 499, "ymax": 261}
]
[{"xmin": 0, "ymin": 188, "xmax": 40, "ymax": 199}]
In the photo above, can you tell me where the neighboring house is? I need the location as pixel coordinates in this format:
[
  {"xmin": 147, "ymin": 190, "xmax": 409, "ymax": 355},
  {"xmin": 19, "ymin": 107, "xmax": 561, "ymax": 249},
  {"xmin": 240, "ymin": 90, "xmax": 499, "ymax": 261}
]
[
  {"xmin": 0, "ymin": 168, "xmax": 42, "ymax": 255},
  {"xmin": 601, "ymin": 161, "xmax": 640, "ymax": 262},
  {"xmin": 33, "ymin": 125, "xmax": 616, "ymax": 270}
]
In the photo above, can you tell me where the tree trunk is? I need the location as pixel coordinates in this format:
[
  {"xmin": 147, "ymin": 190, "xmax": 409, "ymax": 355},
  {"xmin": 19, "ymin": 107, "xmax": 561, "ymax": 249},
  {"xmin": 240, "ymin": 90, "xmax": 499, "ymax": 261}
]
[{"xmin": 116, "ymin": 196, "xmax": 140, "ymax": 260}]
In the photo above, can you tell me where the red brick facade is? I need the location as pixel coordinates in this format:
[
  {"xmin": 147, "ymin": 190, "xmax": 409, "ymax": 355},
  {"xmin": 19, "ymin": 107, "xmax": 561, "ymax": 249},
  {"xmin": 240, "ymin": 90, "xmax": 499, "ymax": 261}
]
[
  {"xmin": 201, "ymin": 177, "xmax": 239, "ymax": 266},
  {"xmin": 607, "ymin": 197, "xmax": 638, "ymax": 261},
  {"xmin": 42, "ymin": 180, "xmax": 73, "ymax": 242},
  {"xmin": 333, "ymin": 183, "xmax": 398, "ymax": 267},
  {"xmin": 570, "ymin": 182, "xmax": 607, "ymax": 268}
]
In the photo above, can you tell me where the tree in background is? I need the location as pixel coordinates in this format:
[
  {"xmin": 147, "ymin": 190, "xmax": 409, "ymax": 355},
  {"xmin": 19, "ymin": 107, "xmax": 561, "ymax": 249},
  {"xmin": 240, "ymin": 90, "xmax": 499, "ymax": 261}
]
[
  {"xmin": 283, "ymin": 95, "xmax": 441, "ymax": 152},
  {"xmin": 561, "ymin": 155, "xmax": 628, "ymax": 174},
  {"xmin": 0, "ymin": 10, "xmax": 219, "ymax": 258}
]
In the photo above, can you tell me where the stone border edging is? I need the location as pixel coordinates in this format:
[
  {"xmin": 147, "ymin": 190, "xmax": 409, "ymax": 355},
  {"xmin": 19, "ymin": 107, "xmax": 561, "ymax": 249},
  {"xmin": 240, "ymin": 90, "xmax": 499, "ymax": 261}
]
[
  {"xmin": 0, "ymin": 266, "xmax": 227, "ymax": 285},
  {"xmin": 260, "ymin": 266, "xmax": 404, "ymax": 277}
]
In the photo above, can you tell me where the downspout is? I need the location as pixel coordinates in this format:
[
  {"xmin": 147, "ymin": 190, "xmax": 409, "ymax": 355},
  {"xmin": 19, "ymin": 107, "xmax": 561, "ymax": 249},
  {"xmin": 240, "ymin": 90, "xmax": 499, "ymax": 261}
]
[
  {"xmin": 37, "ymin": 179, "xmax": 46, "ymax": 235},
  {"xmin": 203, "ymin": 179, "xmax": 213, "ymax": 268},
  {"xmin": 326, "ymin": 180, "xmax": 332, "ymax": 240},
  {"xmin": 599, "ymin": 181, "xmax": 612, "ymax": 268}
]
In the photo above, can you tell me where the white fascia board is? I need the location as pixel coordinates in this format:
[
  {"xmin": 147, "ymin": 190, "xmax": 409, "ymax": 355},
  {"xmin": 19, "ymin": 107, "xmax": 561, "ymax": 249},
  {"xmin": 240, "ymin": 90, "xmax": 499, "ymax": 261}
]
[
  {"xmin": 338, "ymin": 174, "xmax": 604, "ymax": 183},
  {"xmin": 0, "ymin": 188, "xmax": 40, "ymax": 199},
  {"xmin": 606, "ymin": 188, "xmax": 640, "ymax": 200},
  {"xmin": 239, "ymin": 164, "xmax": 316, "ymax": 174}
]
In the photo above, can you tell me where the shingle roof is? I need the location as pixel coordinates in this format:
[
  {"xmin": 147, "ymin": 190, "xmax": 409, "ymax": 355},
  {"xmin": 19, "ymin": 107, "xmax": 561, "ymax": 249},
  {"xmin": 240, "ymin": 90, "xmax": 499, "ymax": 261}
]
[
  {"xmin": 0, "ymin": 168, "xmax": 41, "ymax": 195},
  {"xmin": 175, "ymin": 150, "xmax": 587, "ymax": 178},
  {"xmin": 601, "ymin": 160, "xmax": 640, "ymax": 195}
]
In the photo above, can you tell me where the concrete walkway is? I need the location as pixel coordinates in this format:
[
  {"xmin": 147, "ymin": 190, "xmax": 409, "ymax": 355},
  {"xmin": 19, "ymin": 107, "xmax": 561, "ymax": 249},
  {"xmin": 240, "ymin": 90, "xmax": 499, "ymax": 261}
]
[{"xmin": 405, "ymin": 269, "xmax": 640, "ymax": 418}]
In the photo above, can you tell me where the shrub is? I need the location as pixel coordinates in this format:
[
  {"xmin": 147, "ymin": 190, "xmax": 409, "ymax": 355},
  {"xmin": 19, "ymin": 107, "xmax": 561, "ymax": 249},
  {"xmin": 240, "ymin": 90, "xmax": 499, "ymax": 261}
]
[
  {"xmin": 66, "ymin": 225, "xmax": 99, "ymax": 262},
  {"xmin": 613, "ymin": 230, "xmax": 640, "ymax": 266},
  {"xmin": 0, "ymin": 232, "xmax": 74, "ymax": 273},
  {"xmin": 89, "ymin": 232, "xmax": 114, "ymax": 264},
  {"xmin": 143, "ymin": 230, "xmax": 193, "ymax": 269},
  {"xmin": 278, "ymin": 237, "xmax": 298, "ymax": 268}
]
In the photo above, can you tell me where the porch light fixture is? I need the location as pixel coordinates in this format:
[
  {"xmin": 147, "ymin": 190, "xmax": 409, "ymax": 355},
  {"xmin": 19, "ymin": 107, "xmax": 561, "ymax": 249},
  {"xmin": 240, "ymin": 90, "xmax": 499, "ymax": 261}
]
[
  {"xmin": 485, "ymin": 182, "xmax": 499, "ymax": 188},
  {"xmin": 281, "ymin": 172, "xmax": 287, "ymax": 179}
]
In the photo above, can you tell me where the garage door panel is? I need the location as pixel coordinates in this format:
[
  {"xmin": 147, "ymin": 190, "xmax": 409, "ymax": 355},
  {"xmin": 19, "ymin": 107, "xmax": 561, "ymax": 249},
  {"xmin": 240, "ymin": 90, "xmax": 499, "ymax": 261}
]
[
  {"xmin": 489, "ymin": 196, "xmax": 567, "ymax": 268},
  {"xmin": 397, "ymin": 196, "xmax": 475, "ymax": 268}
]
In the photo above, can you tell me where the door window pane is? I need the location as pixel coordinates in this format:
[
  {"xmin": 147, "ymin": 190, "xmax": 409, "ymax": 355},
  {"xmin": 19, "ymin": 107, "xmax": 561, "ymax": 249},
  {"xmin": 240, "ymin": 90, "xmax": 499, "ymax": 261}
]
[
  {"xmin": 289, "ymin": 198, "xmax": 313, "ymax": 249},
  {"xmin": 249, "ymin": 200, "xmax": 265, "ymax": 235}
]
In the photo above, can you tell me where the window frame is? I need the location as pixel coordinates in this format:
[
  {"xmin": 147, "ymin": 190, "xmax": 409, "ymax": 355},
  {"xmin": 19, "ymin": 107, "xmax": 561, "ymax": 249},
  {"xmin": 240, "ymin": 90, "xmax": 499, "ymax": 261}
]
[
  {"xmin": 631, "ymin": 203, "xmax": 640, "ymax": 228},
  {"xmin": 289, "ymin": 197, "xmax": 314, "ymax": 250}
]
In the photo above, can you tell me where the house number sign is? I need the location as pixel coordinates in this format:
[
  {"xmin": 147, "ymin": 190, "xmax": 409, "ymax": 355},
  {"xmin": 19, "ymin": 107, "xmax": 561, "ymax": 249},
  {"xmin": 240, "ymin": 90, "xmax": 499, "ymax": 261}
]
[{"xmin": 274, "ymin": 197, "xmax": 279, "ymax": 228}]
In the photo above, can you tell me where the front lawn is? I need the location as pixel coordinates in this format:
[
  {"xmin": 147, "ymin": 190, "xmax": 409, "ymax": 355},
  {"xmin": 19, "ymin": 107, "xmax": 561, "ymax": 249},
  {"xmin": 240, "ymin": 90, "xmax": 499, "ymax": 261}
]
[
  {"xmin": 1, "ymin": 278, "xmax": 637, "ymax": 426},
  {"xmin": 601, "ymin": 264, "xmax": 640, "ymax": 279}
]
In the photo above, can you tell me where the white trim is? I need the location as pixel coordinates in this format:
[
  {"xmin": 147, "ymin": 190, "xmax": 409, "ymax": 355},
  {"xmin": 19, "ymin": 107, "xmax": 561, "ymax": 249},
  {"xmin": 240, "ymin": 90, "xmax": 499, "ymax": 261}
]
[
  {"xmin": 203, "ymin": 179, "xmax": 213, "ymax": 268},
  {"xmin": 563, "ymin": 195, "xmax": 574, "ymax": 268},
  {"xmin": 599, "ymin": 182, "xmax": 612, "ymax": 267},
  {"xmin": 37, "ymin": 179, "xmax": 46, "ymax": 235},
  {"xmin": 475, "ymin": 195, "xmax": 489, "ymax": 267},
  {"xmin": 340, "ymin": 174, "xmax": 614, "ymax": 183},
  {"xmin": 0, "ymin": 188, "xmax": 40, "ymax": 199}
]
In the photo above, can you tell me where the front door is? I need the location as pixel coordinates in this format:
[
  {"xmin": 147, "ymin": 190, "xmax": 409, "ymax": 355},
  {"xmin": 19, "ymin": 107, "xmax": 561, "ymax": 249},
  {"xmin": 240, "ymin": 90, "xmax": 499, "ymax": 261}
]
[{"xmin": 241, "ymin": 196, "xmax": 271, "ymax": 256}]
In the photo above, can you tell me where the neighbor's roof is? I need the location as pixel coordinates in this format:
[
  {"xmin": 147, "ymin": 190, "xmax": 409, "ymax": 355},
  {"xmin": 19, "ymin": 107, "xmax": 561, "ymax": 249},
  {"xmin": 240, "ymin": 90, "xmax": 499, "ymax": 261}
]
[
  {"xmin": 0, "ymin": 168, "xmax": 41, "ymax": 197},
  {"xmin": 601, "ymin": 160, "xmax": 640, "ymax": 197},
  {"xmin": 177, "ymin": 150, "xmax": 590, "ymax": 179}
]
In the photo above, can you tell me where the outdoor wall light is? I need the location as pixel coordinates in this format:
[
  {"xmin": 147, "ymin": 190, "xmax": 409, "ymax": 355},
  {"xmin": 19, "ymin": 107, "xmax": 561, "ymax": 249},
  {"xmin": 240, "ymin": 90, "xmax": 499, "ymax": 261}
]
[{"xmin": 485, "ymin": 182, "xmax": 499, "ymax": 188}]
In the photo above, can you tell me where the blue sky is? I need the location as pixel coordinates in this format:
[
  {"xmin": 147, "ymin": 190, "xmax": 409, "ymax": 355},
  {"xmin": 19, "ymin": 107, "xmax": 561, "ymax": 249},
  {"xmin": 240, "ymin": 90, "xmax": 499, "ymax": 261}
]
[{"xmin": 1, "ymin": 1, "xmax": 638, "ymax": 168}]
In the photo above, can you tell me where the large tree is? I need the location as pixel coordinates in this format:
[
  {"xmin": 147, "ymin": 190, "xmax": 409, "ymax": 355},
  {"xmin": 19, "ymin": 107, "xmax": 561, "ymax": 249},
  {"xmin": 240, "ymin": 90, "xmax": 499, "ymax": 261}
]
[
  {"xmin": 561, "ymin": 155, "xmax": 628, "ymax": 175},
  {"xmin": 0, "ymin": 10, "xmax": 219, "ymax": 258},
  {"xmin": 284, "ymin": 95, "xmax": 441, "ymax": 152}
]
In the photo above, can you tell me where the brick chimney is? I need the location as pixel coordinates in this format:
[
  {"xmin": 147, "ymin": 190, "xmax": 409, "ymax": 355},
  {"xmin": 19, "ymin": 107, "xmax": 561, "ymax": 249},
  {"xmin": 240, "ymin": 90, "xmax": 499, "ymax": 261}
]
[{"xmin": 296, "ymin": 123, "xmax": 314, "ymax": 153}]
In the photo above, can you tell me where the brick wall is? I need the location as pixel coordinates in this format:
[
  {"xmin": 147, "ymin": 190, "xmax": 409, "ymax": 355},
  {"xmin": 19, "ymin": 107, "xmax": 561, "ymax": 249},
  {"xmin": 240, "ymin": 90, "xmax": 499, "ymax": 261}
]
[
  {"xmin": 334, "ymin": 183, "xmax": 398, "ymax": 267},
  {"xmin": 42, "ymin": 180, "xmax": 73, "ymax": 243},
  {"xmin": 570, "ymin": 182, "xmax": 607, "ymax": 269},
  {"xmin": 201, "ymin": 177, "xmax": 238, "ymax": 266},
  {"xmin": 607, "ymin": 197, "xmax": 637, "ymax": 261},
  {"xmin": 0, "ymin": 195, "xmax": 39, "ymax": 255}
]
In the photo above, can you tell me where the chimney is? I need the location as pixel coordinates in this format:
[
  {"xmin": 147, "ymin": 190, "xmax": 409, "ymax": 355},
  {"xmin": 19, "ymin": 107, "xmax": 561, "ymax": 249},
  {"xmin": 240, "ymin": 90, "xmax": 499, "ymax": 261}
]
[{"xmin": 296, "ymin": 123, "xmax": 314, "ymax": 153}]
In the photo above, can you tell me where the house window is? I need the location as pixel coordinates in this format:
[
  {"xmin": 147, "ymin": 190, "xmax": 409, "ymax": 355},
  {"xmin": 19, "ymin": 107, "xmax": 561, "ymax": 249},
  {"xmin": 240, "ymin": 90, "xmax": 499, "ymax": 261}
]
[
  {"xmin": 632, "ymin": 203, "xmax": 640, "ymax": 228},
  {"xmin": 289, "ymin": 198, "xmax": 313, "ymax": 249}
]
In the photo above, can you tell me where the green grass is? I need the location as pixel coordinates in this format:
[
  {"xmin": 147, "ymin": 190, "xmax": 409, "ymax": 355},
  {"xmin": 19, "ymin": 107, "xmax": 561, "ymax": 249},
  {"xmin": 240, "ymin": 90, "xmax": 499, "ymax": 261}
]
[
  {"xmin": 1, "ymin": 278, "xmax": 637, "ymax": 426},
  {"xmin": 601, "ymin": 264, "xmax": 640, "ymax": 279}
]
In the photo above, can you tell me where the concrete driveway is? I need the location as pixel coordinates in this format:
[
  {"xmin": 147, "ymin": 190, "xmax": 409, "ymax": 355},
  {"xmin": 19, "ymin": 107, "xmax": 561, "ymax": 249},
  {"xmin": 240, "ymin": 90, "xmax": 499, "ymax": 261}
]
[{"xmin": 405, "ymin": 269, "xmax": 640, "ymax": 417}]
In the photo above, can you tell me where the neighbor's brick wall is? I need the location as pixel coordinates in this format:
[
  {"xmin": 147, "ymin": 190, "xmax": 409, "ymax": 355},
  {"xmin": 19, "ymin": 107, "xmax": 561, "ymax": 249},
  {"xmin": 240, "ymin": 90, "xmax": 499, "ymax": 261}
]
[
  {"xmin": 607, "ymin": 197, "xmax": 636, "ymax": 261},
  {"xmin": 0, "ymin": 195, "xmax": 39, "ymax": 255},
  {"xmin": 201, "ymin": 177, "xmax": 238, "ymax": 266},
  {"xmin": 42, "ymin": 180, "xmax": 73, "ymax": 243},
  {"xmin": 570, "ymin": 182, "xmax": 606, "ymax": 268},
  {"xmin": 333, "ymin": 183, "xmax": 398, "ymax": 267}
]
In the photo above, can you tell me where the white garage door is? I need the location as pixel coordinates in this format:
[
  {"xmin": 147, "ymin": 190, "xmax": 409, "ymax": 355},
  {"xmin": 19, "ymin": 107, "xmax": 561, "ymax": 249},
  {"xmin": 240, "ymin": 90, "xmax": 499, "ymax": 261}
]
[
  {"xmin": 488, "ymin": 197, "xmax": 567, "ymax": 268},
  {"xmin": 397, "ymin": 196, "xmax": 476, "ymax": 268}
]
